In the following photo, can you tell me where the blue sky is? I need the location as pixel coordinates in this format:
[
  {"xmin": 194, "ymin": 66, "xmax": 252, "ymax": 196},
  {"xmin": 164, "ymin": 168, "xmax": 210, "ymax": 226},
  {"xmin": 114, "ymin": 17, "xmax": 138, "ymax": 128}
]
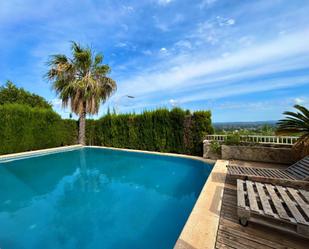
[{"xmin": 0, "ymin": 0, "xmax": 309, "ymax": 122}]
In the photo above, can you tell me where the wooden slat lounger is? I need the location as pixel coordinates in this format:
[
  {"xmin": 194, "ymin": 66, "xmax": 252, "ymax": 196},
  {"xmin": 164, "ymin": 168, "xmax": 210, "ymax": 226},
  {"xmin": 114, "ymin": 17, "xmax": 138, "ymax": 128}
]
[
  {"xmin": 237, "ymin": 179, "xmax": 309, "ymax": 238},
  {"xmin": 228, "ymin": 156, "xmax": 309, "ymax": 187}
]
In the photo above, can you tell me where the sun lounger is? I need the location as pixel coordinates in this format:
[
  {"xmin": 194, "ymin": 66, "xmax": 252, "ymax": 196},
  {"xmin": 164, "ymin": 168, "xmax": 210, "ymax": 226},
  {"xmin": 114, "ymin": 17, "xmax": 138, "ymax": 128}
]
[
  {"xmin": 227, "ymin": 156, "xmax": 309, "ymax": 187},
  {"xmin": 237, "ymin": 179, "xmax": 309, "ymax": 238}
]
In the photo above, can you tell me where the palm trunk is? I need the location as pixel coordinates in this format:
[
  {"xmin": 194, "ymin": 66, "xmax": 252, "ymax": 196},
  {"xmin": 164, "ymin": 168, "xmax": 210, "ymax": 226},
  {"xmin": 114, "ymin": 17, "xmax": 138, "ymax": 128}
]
[{"xmin": 78, "ymin": 109, "xmax": 86, "ymax": 145}]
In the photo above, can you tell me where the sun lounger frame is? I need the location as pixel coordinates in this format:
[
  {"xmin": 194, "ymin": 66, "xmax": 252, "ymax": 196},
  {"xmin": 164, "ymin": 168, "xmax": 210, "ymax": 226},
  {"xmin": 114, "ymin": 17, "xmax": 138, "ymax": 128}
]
[
  {"xmin": 237, "ymin": 179, "xmax": 309, "ymax": 238},
  {"xmin": 228, "ymin": 156, "xmax": 309, "ymax": 188}
]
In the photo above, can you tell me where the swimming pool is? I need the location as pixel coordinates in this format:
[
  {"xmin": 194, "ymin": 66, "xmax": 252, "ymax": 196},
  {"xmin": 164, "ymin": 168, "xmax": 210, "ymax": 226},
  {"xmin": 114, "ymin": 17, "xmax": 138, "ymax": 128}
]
[{"xmin": 0, "ymin": 147, "xmax": 212, "ymax": 249}]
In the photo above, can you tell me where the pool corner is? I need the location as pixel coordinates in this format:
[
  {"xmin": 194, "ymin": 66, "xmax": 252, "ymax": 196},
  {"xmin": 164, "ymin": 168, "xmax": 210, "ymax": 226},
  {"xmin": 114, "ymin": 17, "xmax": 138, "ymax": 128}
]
[{"xmin": 174, "ymin": 160, "xmax": 228, "ymax": 249}]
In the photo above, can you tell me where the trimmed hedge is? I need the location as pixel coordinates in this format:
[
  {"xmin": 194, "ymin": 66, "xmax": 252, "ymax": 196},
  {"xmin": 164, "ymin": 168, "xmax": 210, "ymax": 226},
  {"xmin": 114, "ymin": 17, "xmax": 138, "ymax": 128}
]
[
  {"xmin": 0, "ymin": 104, "xmax": 77, "ymax": 155},
  {"xmin": 0, "ymin": 105, "xmax": 213, "ymax": 156},
  {"xmin": 86, "ymin": 108, "xmax": 214, "ymax": 156}
]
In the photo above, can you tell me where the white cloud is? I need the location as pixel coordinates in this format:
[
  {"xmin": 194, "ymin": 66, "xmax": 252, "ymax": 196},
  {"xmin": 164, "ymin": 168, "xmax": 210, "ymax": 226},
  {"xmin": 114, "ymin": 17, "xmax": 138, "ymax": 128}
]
[
  {"xmin": 221, "ymin": 52, "xmax": 230, "ymax": 58},
  {"xmin": 215, "ymin": 100, "xmax": 282, "ymax": 111},
  {"xmin": 169, "ymin": 99, "xmax": 178, "ymax": 107},
  {"xmin": 160, "ymin": 47, "xmax": 168, "ymax": 53},
  {"xmin": 51, "ymin": 98, "xmax": 62, "ymax": 108},
  {"xmin": 142, "ymin": 50, "xmax": 153, "ymax": 55},
  {"xmin": 190, "ymin": 16, "xmax": 236, "ymax": 46},
  {"xmin": 216, "ymin": 16, "xmax": 236, "ymax": 26},
  {"xmin": 238, "ymin": 36, "xmax": 254, "ymax": 47},
  {"xmin": 174, "ymin": 40, "xmax": 192, "ymax": 50},
  {"xmin": 122, "ymin": 5, "xmax": 134, "ymax": 13},
  {"xmin": 158, "ymin": 0, "xmax": 173, "ymax": 6},
  {"xmin": 155, "ymin": 23, "xmax": 169, "ymax": 32},
  {"xmin": 180, "ymin": 76, "xmax": 309, "ymax": 104},
  {"xmin": 294, "ymin": 97, "xmax": 305, "ymax": 105},
  {"xmin": 115, "ymin": 42, "xmax": 127, "ymax": 48},
  {"xmin": 200, "ymin": 0, "xmax": 218, "ymax": 8},
  {"xmin": 153, "ymin": 13, "xmax": 184, "ymax": 32},
  {"xmin": 115, "ymin": 29, "xmax": 309, "ymax": 104},
  {"xmin": 153, "ymin": 16, "xmax": 169, "ymax": 31},
  {"xmin": 226, "ymin": 19, "xmax": 235, "ymax": 25}
]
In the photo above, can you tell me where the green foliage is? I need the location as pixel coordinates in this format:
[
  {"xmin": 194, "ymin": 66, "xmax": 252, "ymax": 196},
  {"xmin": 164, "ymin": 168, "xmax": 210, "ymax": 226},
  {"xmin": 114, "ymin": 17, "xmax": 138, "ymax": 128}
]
[
  {"xmin": 87, "ymin": 108, "xmax": 213, "ymax": 156},
  {"xmin": 277, "ymin": 104, "xmax": 309, "ymax": 159},
  {"xmin": 224, "ymin": 133, "xmax": 241, "ymax": 145},
  {"xmin": 0, "ymin": 104, "xmax": 77, "ymax": 155},
  {"xmin": 210, "ymin": 141, "xmax": 221, "ymax": 154},
  {"xmin": 47, "ymin": 42, "xmax": 116, "ymax": 115},
  {"xmin": 260, "ymin": 124, "xmax": 274, "ymax": 135},
  {"xmin": 191, "ymin": 111, "xmax": 214, "ymax": 155},
  {"xmin": 0, "ymin": 102, "xmax": 213, "ymax": 156},
  {"xmin": 277, "ymin": 105, "xmax": 309, "ymax": 136},
  {"xmin": 47, "ymin": 42, "xmax": 117, "ymax": 144},
  {"xmin": 85, "ymin": 119, "xmax": 97, "ymax": 145},
  {"xmin": 214, "ymin": 122, "xmax": 276, "ymax": 136},
  {"xmin": 0, "ymin": 81, "xmax": 52, "ymax": 109}
]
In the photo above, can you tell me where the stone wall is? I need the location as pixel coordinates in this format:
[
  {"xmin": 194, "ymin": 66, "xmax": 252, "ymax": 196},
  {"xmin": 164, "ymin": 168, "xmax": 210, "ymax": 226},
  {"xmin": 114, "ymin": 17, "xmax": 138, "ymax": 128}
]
[
  {"xmin": 221, "ymin": 145, "xmax": 293, "ymax": 164},
  {"xmin": 203, "ymin": 140, "xmax": 221, "ymax": 159}
]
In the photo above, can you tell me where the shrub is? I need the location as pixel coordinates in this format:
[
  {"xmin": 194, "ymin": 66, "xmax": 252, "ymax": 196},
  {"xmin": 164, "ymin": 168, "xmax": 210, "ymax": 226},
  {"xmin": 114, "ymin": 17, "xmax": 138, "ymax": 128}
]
[
  {"xmin": 0, "ymin": 104, "xmax": 213, "ymax": 156},
  {"xmin": 191, "ymin": 111, "xmax": 214, "ymax": 155},
  {"xmin": 224, "ymin": 133, "xmax": 241, "ymax": 145},
  {"xmin": 0, "ymin": 81, "xmax": 52, "ymax": 109},
  {"xmin": 210, "ymin": 141, "xmax": 221, "ymax": 154},
  {"xmin": 0, "ymin": 104, "xmax": 77, "ymax": 154},
  {"xmin": 87, "ymin": 108, "xmax": 213, "ymax": 156}
]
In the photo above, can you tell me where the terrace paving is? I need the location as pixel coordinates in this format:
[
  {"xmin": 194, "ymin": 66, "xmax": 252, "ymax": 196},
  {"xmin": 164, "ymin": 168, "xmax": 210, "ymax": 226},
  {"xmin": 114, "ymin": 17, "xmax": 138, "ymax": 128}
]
[{"xmin": 216, "ymin": 160, "xmax": 308, "ymax": 249}]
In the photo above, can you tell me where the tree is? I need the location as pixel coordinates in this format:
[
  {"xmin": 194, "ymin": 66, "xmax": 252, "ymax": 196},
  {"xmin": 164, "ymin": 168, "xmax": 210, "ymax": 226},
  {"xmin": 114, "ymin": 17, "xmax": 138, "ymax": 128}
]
[
  {"xmin": 277, "ymin": 105, "xmax": 309, "ymax": 159},
  {"xmin": 0, "ymin": 80, "xmax": 52, "ymax": 109},
  {"xmin": 47, "ymin": 42, "xmax": 116, "ymax": 145}
]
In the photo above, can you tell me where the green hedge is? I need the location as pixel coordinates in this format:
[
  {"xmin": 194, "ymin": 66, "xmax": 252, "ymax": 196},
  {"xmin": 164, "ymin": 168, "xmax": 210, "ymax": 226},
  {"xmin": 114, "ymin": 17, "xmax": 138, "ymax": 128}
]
[
  {"xmin": 0, "ymin": 105, "xmax": 213, "ymax": 156},
  {"xmin": 86, "ymin": 108, "xmax": 214, "ymax": 156},
  {"xmin": 0, "ymin": 104, "xmax": 77, "ymax": 155}
]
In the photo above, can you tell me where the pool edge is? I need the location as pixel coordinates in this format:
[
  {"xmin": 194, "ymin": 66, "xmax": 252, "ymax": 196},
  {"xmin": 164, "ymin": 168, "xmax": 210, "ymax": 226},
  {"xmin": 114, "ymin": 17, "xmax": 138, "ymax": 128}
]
[
  {"xmin": 0, "ymin": 144, "xmax": 83, "ymax": 160},
  {"xmin": 174, "ymin": 160, "xmax": 228, "ymax": 249},
  {"xmin": 85, "ymin": 145, "xmax": 215, "ymax": 165},
  {"xmin": 0, "ymin": 145, "xmax": 214, "ymax": 165}
]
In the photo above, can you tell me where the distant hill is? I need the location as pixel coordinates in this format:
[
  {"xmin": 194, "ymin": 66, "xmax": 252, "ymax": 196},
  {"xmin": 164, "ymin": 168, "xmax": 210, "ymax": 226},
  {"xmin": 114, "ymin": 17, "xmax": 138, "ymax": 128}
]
[{"xmin": 213, "ymin": 120, "xmax": 277, "ymax": 131}]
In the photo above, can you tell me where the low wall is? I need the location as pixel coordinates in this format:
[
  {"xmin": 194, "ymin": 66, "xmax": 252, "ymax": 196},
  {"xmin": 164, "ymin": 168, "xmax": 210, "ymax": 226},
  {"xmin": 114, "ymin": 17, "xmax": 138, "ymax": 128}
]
[
  {"xmin": 221, "ymin": 145, "xmax": 293, "ymax": 164},
  {"xmin": 203, "ymin": 140, "xmax": 221, "ymax": 159}
]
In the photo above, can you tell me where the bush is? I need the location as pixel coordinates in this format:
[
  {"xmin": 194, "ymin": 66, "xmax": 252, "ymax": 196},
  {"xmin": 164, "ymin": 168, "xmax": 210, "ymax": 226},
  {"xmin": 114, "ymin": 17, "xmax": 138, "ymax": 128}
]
[
  {"xmin": 0, "ymin": 81, "xmax": 52, "ymax": 109},
  {"xmin": 87, "ymin": 108, "xmax": 213, "ymax": 156},
  {"xmin": 191, "ymin": 111, "xmax": 214, "ymax": 155},
  {"xmin": 0, "ymin": 104, "xmax": 213, "ymax": 156},
  {"xmin": 0, "ymin": 104, "xmax": 77, "ymax": 154},
  {"xmin": 224, "ymin": 133, "xmax": 241, "ymax": 145},
  {"xmin": 210, "ymin": 141, "xmax": 221, "ymax": 154}
]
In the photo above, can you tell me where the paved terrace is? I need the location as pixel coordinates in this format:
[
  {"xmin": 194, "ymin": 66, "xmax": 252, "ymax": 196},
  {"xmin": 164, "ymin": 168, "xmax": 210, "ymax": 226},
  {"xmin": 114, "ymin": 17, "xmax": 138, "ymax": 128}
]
[{"xmin": 216, "ymin": 160, "xmax": 308, "ymax": 249}]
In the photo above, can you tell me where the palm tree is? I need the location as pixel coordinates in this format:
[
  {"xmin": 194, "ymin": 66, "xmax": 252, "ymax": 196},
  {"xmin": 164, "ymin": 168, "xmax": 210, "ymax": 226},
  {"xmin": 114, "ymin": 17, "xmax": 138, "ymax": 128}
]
[
  {"xmin": 277, "ymin": 104, "xmax": 309, "ymax": 159},
  {"xmin": 47, "ymin": 42, "xmax": 116, "ymax": 145}
]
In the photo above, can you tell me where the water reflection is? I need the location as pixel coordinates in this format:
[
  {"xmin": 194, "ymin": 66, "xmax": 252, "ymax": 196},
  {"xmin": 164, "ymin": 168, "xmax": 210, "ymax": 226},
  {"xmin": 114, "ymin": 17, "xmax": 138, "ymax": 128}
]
[{"xmin": 0, "ymin": 148, "xmax": 212, "ymax": 249}]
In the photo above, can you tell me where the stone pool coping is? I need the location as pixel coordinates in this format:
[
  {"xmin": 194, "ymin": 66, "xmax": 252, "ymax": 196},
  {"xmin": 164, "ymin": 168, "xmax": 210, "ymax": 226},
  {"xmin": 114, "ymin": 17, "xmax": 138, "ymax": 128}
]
[
  {"xmin": 0, "ymin": 145, "xmax": 83, "ymax": 161},
  {"xmin": 174, "ymin": 160, "xmax": 228, "ymax": 249},
  {"xmin": 0, "ymin": 145, "xmax": 225, "ymax": 249}
]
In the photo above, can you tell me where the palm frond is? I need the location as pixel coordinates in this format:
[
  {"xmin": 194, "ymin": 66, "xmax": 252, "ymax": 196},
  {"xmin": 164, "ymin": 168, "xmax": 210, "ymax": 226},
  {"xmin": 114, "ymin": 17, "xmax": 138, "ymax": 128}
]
[
  {"xmin": 276, "ymin": 104, "xmax": 309, "ymax": 158},
  {"xmin": 47, "ymin": 41, "xmax": 117, "ymax": 116}
]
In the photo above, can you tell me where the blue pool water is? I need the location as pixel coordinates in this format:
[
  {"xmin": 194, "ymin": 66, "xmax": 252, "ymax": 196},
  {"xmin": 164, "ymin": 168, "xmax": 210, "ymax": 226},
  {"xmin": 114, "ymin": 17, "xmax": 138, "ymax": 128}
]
[{"xmin": 0, "ymin": 148, "xmax": 212, "ymax": 249}]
